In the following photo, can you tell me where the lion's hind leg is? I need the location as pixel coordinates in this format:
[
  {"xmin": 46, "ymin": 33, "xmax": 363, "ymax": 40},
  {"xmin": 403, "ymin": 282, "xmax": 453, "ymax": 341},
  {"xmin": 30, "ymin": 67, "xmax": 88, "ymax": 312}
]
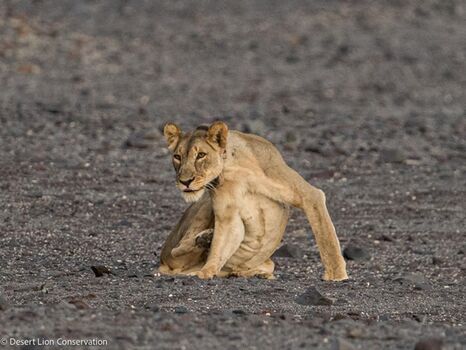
[
  {"xmin": 171, "ymin": 228, "xmax": 214, "ymax": 258},
  {"xmin": 158, "ymin": 229, "xmax": 213, "ymax": 276},
  {"xmin": 157, "ymin": 193, "xmax": 214, "ymax": 275}
]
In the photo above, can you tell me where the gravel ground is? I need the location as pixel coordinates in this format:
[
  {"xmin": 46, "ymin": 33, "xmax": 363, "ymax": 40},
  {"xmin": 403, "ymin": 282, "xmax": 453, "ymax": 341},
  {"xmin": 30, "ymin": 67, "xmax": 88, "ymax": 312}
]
[{"xmin": 0, "ymin": 1, "xmax": 465, "ymax": 349}]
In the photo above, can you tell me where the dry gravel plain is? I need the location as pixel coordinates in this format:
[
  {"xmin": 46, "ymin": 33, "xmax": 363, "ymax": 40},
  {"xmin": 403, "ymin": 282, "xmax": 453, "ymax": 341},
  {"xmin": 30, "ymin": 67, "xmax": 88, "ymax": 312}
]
[{"xmin": 0, "ymin": 1, "xmax": 465, "ymax": 349}]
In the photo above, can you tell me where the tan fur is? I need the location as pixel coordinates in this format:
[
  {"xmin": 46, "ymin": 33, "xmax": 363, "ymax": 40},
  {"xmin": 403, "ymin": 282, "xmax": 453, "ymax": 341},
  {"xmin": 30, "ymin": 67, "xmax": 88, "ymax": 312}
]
[{"xmin": 159, "ymin": 122, "xmax": 348, "ymax": 281}]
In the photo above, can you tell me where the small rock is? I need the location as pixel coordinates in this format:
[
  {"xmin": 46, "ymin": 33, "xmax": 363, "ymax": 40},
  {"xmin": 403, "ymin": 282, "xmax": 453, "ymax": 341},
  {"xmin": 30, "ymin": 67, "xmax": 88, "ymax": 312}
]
[
  {"xmin": 343, "ymin": 244, "xmax": 370, "ymax": 261},
  {"xmin": 145, "ymin": 304, "xmax": 160, "ymax": 312},
  {"xmin": 126, "ymin": 271, "xmax": 141, "ymax": 278},
  {"xmin": 295, "ymin": 287, "xmax": 335, "ymax": 306},
  {"xmin": 331, "ymin": 337, "xmax": 356, "ymax": 350},
  {"xmin": 143, "ymin": 129, "xmax": 161, "ymax": 140},
  {"xmin": 181, "ymin": 277, "xmax": 196, "ymax": 286},
  {"xmin": 124, "ymin": 130, "xmax": 161, "ymax": 148},
  {"xmin": 91, "ymin": 265, "xmax": 112, "ymax": 277},
  {"xmin": 379, "ymin": 148, "xmax": 406, "ymax": 163},
  {"xmin": 57, "ymin": 300, "xmax": 78, "ymax": 311},
  {"xmin": 394, "ymin": 273, "xmax": 430, "ymax": 290},
  {"xmin": 432, "ymin": 256, "xmax": 443, "ymax": 265},
  {"xmin": 347, "ymin": 327, "xmax": 364, "ymax": 338},
  {"xmin": 411, "ymin": 314, "xmax": 426, "ymax": 323},
  {"xmin": 0, "ymin": 295, "xmax": 8, "ymax": 311},
  {"xmin": 26, "ymin": 191, "xmax": 43, "ymax": 198},
  {"xmin": 404, "ymin": 118, "xmax": 427, "ymax": 134},
  {"xmin": 284, "ymin": 130, "xmax": 298, "ymax": 143},
  {"xmin": 303, "ymin": 141, "xmax": 322, "ymax": 153},
  {"xmin": 458, "ymin": 243, "xmax": 466, "ymax": 255},
  {"xmin": 40, "ymin": 282, "xmax": 52, "ymax": 294},
  {"xmin": 379, "ymin": 314, "xmax": 390, "ymax": 321},
  {"xmin": 232, "ymin": 309, "xmax": 247, "ymax": 315},
  {"xmin": 272, "ymin": 244, "xmax": 304, "ymax": 259},
  {"xmin": 68, "ymin": 299, "xmax": 90, "ymax": 310},
  {"xmin": 115, "ymin": 219, "xmax": 132, "ymax": 227},
  {"xmin": 380, "ymin": 234, "xmax": 394, "ymax": 242},
  {"xmin": 414, "ymin": 337, "xmax": 443, "ymax": 350},
  {"xmin": 174, "ymin": 306, "xmax": 188, "ymax": 314},
  {"xmin": 332, "ymin": 313, "xmax": 348, "ymax": 321}
]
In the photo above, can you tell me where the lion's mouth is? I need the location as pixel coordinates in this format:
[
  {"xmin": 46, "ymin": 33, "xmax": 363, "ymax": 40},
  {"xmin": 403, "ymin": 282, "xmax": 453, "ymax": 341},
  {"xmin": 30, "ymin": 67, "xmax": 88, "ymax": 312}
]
[{"xmin": 183, "ymin": 188, "xmax": 199, "ymax": 193}]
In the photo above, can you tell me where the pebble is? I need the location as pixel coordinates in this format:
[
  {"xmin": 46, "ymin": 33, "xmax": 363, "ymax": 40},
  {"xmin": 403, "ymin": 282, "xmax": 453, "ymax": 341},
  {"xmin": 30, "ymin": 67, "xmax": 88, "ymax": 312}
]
[
  {"xmin": 145, "ymin": 303, "xmax": 160, "ymax": 312},
  {"xmin": 91, "ymin": 265, "xmax": 112, "ymax": 277},
  {"xmin": 68, "ymin": 299, "xmax": 90, "ymax": 310},
  {"xmin": 124, "ymin": 129, "xmax": 161, "ymax": 148},
  {"xmin": 232, "ymin": 309, "xmax": 247, "ymax": 315},
  {"xmin": 0, "ymin": 295, "xmax": 8, "ymax": 311},
  {"xmin": 394, "ymin": 273, "xmax": 430, "ymax": 290},
  {"xmin": 343, "ymin": 244, "xmax": 370, "ymax": 261},
  {"xmin": 26, "ymin": 191, "xmax": 44, "ymax": 198},
  {"xmin": 174, "ymin": 306, "xmax": 188, "ymax": 314},
  {"xmin": 295, "ymin": 287, "xmax": 335, "ymax": 306},
  {"xmin": 379, "ymin": 148, "xmax": 406, "ymax": 163},
  {"xmin": 126, "ymin": 270, "xmax": 141, "ymax": 278}
]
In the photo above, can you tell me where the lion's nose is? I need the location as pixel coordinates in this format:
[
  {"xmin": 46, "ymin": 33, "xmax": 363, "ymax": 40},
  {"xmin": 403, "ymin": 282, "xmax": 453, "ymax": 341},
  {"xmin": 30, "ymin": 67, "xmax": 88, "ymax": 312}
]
[{"xmin": 179, "ymin": 178, "xmax": 195, "ymax": 187}]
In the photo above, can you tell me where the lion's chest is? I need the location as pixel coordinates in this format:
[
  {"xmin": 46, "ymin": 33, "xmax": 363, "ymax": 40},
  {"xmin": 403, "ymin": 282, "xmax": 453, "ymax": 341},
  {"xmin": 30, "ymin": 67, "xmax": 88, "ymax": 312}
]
[{"xmin": 224, "ymin": 192, "xmax": 289, "ymax": 269}]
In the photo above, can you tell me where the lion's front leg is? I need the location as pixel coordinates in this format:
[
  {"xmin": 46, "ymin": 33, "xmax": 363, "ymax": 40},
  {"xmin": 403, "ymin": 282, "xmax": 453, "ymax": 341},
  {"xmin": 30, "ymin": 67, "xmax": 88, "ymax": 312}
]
[{"xmin": 197, "ymin": 207, "xmax": 245, "ymax": 279}]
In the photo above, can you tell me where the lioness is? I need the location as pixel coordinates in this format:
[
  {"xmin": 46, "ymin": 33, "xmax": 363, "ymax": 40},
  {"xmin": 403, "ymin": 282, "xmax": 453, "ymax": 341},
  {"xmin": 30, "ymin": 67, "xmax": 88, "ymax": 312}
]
[{"xmin": 159, "ymin": 121, "xmax": 348, "ymax": 281}]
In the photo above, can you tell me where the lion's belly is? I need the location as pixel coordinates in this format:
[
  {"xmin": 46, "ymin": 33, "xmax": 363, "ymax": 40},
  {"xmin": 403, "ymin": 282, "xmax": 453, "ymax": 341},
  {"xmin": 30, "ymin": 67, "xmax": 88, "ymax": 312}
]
[{"xmin": 224, "ymin": 193, "xmax": 289, "ymax": 270}]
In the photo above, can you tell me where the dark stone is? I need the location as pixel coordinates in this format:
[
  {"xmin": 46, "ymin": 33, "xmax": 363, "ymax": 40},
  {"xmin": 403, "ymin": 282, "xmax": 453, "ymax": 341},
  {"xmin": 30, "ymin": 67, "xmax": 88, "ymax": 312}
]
[
  {"xmin": 126, "ymin": 270, "xmax": 141, "ymax": 278},
  {"xmin": 0, "ymin": 295, "xmax": 8, "ymax": 311},
  {"xmin": 380, "ymin": 234, "xmax": 394, "ymax": 242},
  {"xmin": 394, "ymin": 273, "xmax": 430, "ymax": 290},
  {"xmin": 68, "ymin": 299, "xmax": 90, "ymax": 310},
  {"xmin": 174, "ymin": 306, "xmax": 188, "ymax": 314},
  {"xmin": 458, "ymin": 243, "xmax": 466, "ymax": 255},
  {"xmin": 91, "ymin": 265, "xmax": 112, "ymax": 277},
  {"xmin": 343, "ymin": 244, "xmax": 370, "ymax": 261},
  {"xmin": 295, "ymin": 287, "xmax": 335, "ymax": 306},
  {"xmin": 304, "ymin": 141, "xmax": 323, "ymax": 153},
  {"xmin": 379, "ymin": 148, "xmax": 406, "ymax": 163},
  {"xmin": 26, "ymin": 191, "xmax": 43, "ymax": 198},
  {"xmin": 272, "ymin": 244, "xmax": 304, "ymax": 259},
  {"xmin": 232, "ymin": 309, "xmax": 247, "ymax": 315},
  {"xmin": 181, "ymin": 277, "xmax": 196, "ymax": 286},
  {"xmin": 332, "ymin": 313, "xmax": 348, "ymax": 321},
  {"xmin": 124, "ymin": 130, "xmax": 161, "ymax": 148},
  {"xmin": 145, "ymin": 304, "xmax": 160, "ymax": 312},
  {"xmin": 379, "ymin": 314, "xmax": 390, "ymax": 321},
  {"xmin": 115, "ymin": 219, "xmax": 132, "ymax": 227},
  {"xmin": 414, "ymin": 337, "xmax": 443, "ymax": 350}
]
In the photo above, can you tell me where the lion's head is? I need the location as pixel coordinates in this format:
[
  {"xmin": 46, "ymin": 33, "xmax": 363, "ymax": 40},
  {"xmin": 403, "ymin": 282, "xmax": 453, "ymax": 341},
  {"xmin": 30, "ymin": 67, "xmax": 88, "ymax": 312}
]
[{"xmin": 163, "ymin": 121, "xmax": 228, "ymax": 202}]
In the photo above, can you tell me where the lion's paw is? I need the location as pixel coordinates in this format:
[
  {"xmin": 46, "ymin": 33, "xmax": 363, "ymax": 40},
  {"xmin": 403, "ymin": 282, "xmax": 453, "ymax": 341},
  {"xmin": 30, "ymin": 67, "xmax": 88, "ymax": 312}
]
[
  {"xmin": 323, "ymin": 269, "xmax": 349, "ymax": 281},
  {"xmin": 196, "ymin": 266, "xmax": 217, "ymax": 279}
]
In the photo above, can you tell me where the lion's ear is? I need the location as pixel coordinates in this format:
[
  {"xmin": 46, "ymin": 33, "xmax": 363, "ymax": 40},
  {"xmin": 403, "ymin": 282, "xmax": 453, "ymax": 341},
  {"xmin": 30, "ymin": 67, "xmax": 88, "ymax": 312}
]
[
  {"xmin": 163, "ymin": 123, "xmax": 181, "ymax": 151},
  {"xmin": 207, "ymin": 121, "xmax": 228, "ymax": 149}
]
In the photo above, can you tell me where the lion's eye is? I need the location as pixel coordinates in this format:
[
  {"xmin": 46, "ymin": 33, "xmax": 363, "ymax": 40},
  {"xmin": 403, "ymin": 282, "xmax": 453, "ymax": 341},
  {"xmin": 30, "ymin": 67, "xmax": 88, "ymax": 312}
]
[
  {"xmin": 197, "ymin": 152, "xmax": 206, "ymax": 159},
  {"xmin": 173, "ymin": 154, "xmax": 181, "ymax": 161}
]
